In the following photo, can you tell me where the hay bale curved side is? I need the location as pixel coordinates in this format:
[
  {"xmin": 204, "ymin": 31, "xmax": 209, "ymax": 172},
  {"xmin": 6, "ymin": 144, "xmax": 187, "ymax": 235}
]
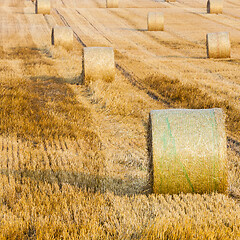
[
  {"xmin": 165, "ymin": 0, "xmax": 176, "ymax": 2},
  {"xmin": 35, "ymin": 0, "xmax": 50, "ymax": 15},
  {"xmin": 82, "ymin": 47, "xmax": 115, "ymax": 85},
  {"xmin": 206, "ymin": 32, "xmax": 230, "ymax": 58},
  {"xmin": 106, "ymin": 0, "xmax": 118, "ymax": 8},
  {"xmin": 147, "ymin": 12, "xmax": 164, "ymax": 31},
  {"xmin": 52, "ymin": 26, "xmax": 73, "ymax": 50},
  {"xmin": 207, "ymin": 0, "xmax": 223, "ymax": 14},
  {"xmin": 149, "ymin": 108, "xmax": 227, "ymax": 194}
]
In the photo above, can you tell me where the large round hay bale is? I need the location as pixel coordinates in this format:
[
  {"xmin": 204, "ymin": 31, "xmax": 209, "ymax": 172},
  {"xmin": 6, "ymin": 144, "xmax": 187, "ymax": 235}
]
[
  {"xmin": 51, "ymin": 26, "xmax": 73, "ymax": 50},
  {"xmin": 207, "ymin": 0, "xmax": 223, "ymax": 14},
  {"xmin": 148, "ymin": 12, "xmax": 164, "ymax": 31},
  {"xmin": 106, "ymin": 0, "xmax": 118, "ymax": 8},
  {"xmin": 206, "ymin": 32, "xmax": 230, "ymax": 58},
  {"xmin": 149, "ymin": 108, "xmax": 227, "ymax": 194},
  {"xmin": 82, "ymin": 47, "xmax": 115, "ymax": 85},
  {"xmin": 35, "ymin": 0, "xmax": 50, "ymax": 15}
]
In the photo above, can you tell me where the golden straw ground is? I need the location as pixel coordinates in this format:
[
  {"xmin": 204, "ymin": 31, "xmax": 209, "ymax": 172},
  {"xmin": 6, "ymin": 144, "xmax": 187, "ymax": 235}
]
[{"xmin": 150, "ymin": 108, "xmax": 227, "ymax": 194}]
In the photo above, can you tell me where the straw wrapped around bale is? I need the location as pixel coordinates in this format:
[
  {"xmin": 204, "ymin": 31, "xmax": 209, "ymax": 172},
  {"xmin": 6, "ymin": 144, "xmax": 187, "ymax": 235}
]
[
  {"xmin": 149, "ymin": 108, "xmax": 227, "ymax": 194},
  {"xmin": 148, "ymin": 12, "xmax": 164, "ymax": 31},
  {"xmin": 82, "ymin": 47, "xmax": 115, "ymax": 85},
  {"xmin": 35, "ymin": 0, "xmax": 50, "ymax": 15},
  {"xmin": 207, "ymin": 0, "xmax": 223, "ymax": 14},
  {"xmin": 52, "ymin": 26, "xmax": 73, "ymax": 50},
  {"xmin": 206, "ymin": 32, "xmax": 230, "ymax": 58},
  {"xmin": 106, "ymin": 0, "xmax": 118, "ymax": 8}
]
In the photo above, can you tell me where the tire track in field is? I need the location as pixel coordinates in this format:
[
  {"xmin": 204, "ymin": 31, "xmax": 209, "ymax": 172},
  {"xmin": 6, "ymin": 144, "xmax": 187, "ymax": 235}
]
[
  {"xmin": 54, "ymin": 8, "xmax": 240, "ymax": 158},
  {"xmin": 94, "ymin": 8, "xmax": 240, "ymax": 90},
  {"xmin": 172, "ymin": 1, "xmax": 240, "ymax": 31}
]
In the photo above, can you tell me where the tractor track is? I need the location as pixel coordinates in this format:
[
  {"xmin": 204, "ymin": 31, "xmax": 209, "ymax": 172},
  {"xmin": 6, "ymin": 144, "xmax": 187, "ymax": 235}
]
[{"xmin": 54, "ymin": 8, "xmax": 240, "ymax": 157}]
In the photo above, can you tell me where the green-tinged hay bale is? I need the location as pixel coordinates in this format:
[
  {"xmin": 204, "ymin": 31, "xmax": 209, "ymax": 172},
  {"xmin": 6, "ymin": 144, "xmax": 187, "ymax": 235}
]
[
  {"xmin": 207, "ymin": 0, "xmax": 223, "ymax": 14},
  {"xmin": 148, "ymin": 12, "xmax": 164, "ymax": 31},
  {"xmin": 51, "ymin": 26, "xmax": 73, "ymax": 50},
  {"xmin": 149, "ymin": 108, "xmax": 227, "ymax": 194},
  {"xmin": 206, "ymin": 32, "xmax": 230, "ymax": 58},
  {"xmin": 106, "ymin": 0, "xmax": 118, "ymax": 8},
  {"xmin": 82, "ymin": 47, "xmax": 115, "ymax": 85},
  {"xmin": 35, "ymin": 0, "xmax": 50, "ymax": 15}
]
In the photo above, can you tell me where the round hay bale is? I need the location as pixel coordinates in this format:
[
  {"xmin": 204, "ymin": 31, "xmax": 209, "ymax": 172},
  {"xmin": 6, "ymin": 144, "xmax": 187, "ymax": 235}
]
[
  {"xmin": 51, "ymin": 26, "xmax": 73, "ymax": 50},
  {"xmin": 35, "ymin": 0, "xmax": 50, "ymax": 15},
  {"xmin": 148, "ymin": 12, "xmax": 164, "ymax": 31},
  {"xmin": 206, "ymin": 32, "xmax": 230, "ymax": 58},
  {"xmin": 165, "ymin": 0, "xmax": 176, "ymax": 2},
  {"xmin": 82, "ymin": 47, "xmax": 115, "ymax": 85},
  {"xmin": 106, "ymin": 0, "xmax": 118, "ymax": 8},
  {"xmin": 207, "ymin": 0, "xmax": 223, "ymax": 14},
  {"xmin": 149, "ymin": 108, "xmax": 227, "ymax": 194}
]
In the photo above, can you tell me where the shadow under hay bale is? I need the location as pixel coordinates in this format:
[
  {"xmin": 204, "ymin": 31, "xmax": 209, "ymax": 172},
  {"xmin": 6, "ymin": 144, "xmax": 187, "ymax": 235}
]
[
  {"xmin": 51, "ymin": 26, "xmax": 74, "ymax": 50},
  {"xmin": 207, "ymin": 0, "xmax": 223, "ymax": 14},
  {"xmin": 147, "ymin": 12, "xmax": 164, "ymax": 31},
  {"xmin": 0, "ymin": 168, "xmax": 150, "ymax": 196},
  {"xmin": 35, "ymin": 0, "xmax": 51, "ymax": 15},
  {"xmin": 206, "ymin": 32, "xmax": 231, "ymax": 58},
  {"xmin": 82, "ymin": 47, "xmax": 115, "ymax": 85},
  {"xmin": 149, "ymin": 108, "xmax": 228, "ymax": 194}
]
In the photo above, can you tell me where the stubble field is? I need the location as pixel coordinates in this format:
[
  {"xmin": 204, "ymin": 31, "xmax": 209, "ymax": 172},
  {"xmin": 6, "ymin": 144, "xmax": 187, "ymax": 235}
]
[{"xmin": 0, "ymin": 0, "xmax": 239, "ymax": 239}]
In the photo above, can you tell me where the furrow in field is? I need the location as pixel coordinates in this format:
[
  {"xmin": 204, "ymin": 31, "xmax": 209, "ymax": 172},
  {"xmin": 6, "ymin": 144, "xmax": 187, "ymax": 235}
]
[{"xmin": 54, "ymin": 7, "xmax": 240, "ymax": 146}]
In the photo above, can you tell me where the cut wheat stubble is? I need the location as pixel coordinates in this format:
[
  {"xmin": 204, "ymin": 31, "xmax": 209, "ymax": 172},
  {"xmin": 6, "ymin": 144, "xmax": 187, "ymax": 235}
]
[
  {"xmin": 35, "ymin": 0, "xmax": 51, "ymax": 15},
  {"xmin": 82, "ymin": 47, "xmax": 115, "ymax": 85},
  {"xmin": 51, "ymin": 26, "xmax": 73, "ymax": 50},
  {"xmin": 206, "ymin": 32, "xmax": 230, "ymax": 58},
  {"xmin": 148, "ymin": 12, "xmax": 164, "ymax": 31},
  {"xmin": 149, "ymin": 108, "xmax": 228, "ymax": 194}
]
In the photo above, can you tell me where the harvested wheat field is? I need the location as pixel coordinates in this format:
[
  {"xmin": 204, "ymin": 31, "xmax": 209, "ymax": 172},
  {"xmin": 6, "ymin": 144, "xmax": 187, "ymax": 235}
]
[{"xmin": 0, "ymin": 0, "xmax": 239, "ymax": 239}]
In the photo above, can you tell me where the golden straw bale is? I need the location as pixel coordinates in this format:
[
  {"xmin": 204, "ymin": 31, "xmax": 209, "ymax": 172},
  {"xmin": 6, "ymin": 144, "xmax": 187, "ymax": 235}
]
[
  {"xmin": 35, "ymin": 0, "xmax": 50, "ymax": 15},
  {"xmin": 149, "ymin": 108, "xmax": 227, "ymax": 194},
  {"xmin": 51, "ymin": 26, "xmax": 73, "ymax": 50},
  {"xmin": 206, "ymin": 32, "xmax": 230, "ymax": 58},
  {"xmin": 147, "ymin": 12, "xmax": 164, "ymax": 31},
  {"xmin": 82, "ymin": 47, "xmax": 115, "ymax": 85},
  {"xmin": 106, "ymin": 0, "xmax": 118, "ymax": 8},
  {"xmin": 207, "ymin": 0, "xmax": 223, "ymax": 14}
]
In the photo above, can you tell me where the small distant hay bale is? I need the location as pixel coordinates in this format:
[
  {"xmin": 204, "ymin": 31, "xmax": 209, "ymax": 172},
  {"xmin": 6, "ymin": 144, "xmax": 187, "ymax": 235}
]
[
  {"xmin": 206, "ymin": 32, "xmax": 230, "ymax": 58},
  {"xmin": 35, "ymin": 0, "xmax": 50, "ymax": 15},
  {"xmin": 148, "ymin": 12, "xmax": 164, "ymax": 31},
  {"xmin": 51, "ymin": 26, "xmax": 73, "ymax": 50},
  {"xmin": 106, "ymin": 0, "xmax": 118, "ymax": 8},
  {"xmin": 82, "ymin": 47, "xmax": 115, "ymax": 85},
  {"xmin": 149, "ymin": 108, "xmax": 227, "ymax": 194},
  {"xmin": 207, "ymin": 0, "xmax": 223, "ymax": 14}
]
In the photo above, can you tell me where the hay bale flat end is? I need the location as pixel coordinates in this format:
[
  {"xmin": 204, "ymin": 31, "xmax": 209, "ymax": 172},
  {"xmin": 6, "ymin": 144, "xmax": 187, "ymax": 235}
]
[
  {"xmin": 150, "ymin": 108, "xmax": 227, "ymax": 194},
  {"xmin": 148, "ymin": 12, "xmax": 164, "ymax": 31},
  {"xmin": 52, "ymin": 26, "xmax": 73, "ymax": 50},
  {"xmin": 82, "ymin": 47, "xmax": 115, "ymax": 85}
]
